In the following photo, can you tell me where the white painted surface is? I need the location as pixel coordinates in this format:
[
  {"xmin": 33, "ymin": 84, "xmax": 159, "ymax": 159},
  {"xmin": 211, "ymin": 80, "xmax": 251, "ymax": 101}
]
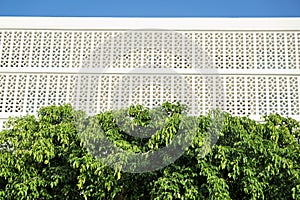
[
  {"xmin": 0, "ymin": 17, "xmax": 300, "ymax": 30},
  {"xmin": 0, "ymin": 17, "xmax": 300, "ymax": 129}
]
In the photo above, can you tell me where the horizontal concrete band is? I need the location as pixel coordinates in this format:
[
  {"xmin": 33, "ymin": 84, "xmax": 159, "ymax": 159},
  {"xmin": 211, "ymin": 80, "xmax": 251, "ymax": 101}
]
[
  {"xmin": 0, "ymin": 17, "xmax": 300, "ymax": 31},
  {"xmin": 0, "ymin": 68, "xmax": 299, "ymax": 76}
]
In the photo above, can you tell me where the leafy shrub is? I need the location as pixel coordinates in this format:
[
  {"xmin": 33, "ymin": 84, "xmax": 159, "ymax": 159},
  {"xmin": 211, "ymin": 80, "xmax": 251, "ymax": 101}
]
[{"xmin": 0, "ymin": 103, "xmax": 299, "ymax": 199}]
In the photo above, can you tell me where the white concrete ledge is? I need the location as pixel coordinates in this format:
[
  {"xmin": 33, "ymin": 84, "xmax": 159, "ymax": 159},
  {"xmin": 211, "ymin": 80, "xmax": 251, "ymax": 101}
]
[
  {"xmin": 0, "ymin": 68, "xmax": 299, "ymax": 76},
  {"xmin": 0, "ymin": 17, "xmax": 300, "ymax": 31}
]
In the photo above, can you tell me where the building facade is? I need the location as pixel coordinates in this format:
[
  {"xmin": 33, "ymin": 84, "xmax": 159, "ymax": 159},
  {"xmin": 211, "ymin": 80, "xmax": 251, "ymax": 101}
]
[{"xmin": 0, "ymin": 17, "xmax": 300, "ymax": 129}]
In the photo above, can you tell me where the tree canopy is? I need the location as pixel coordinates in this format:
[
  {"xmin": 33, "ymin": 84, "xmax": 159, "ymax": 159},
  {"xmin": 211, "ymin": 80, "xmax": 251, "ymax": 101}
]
[{"xmin": 0, "ymin": 103, "xmax": 299, "ymax": 199}]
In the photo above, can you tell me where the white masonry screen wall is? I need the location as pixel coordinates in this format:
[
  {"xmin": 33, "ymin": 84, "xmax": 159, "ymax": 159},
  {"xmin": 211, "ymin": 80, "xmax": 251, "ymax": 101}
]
[{"xmin": 0, "ymin": 18, "xmax": 300, "ymax": 129}]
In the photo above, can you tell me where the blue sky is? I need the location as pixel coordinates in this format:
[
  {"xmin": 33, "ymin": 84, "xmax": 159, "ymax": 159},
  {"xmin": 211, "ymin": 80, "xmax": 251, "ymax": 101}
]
[{"xmin": 0, "ymin": 0, "xmax": 300, "ymax": 17}]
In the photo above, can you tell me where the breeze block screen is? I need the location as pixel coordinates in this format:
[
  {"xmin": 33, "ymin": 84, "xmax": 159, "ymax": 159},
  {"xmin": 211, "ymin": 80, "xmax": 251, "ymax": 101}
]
[{"xmin": 0, "ymin": 18, "xmax": 299, "ymax": 129}]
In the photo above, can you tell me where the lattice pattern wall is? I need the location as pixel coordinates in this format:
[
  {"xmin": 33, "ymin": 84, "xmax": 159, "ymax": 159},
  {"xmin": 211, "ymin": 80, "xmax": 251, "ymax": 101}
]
[{"xmin": 0, "ymin": 29, "xmax": 300, "ymax": 129}]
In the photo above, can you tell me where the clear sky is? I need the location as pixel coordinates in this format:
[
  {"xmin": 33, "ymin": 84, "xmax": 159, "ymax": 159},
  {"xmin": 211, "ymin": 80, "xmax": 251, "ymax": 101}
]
[{"xmin": 0, "ymin": 0, "xmax": 300, "ymax": 17}]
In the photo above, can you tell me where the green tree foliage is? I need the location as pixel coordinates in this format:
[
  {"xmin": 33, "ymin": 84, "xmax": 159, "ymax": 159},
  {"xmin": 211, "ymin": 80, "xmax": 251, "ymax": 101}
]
[
  {"xmin": 0, "ymin": 105, "xmax": 120, "ymax": 200},
  {"xmin": 0, "ymin": 103, "xmax": 299, "ymax": 199}
]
